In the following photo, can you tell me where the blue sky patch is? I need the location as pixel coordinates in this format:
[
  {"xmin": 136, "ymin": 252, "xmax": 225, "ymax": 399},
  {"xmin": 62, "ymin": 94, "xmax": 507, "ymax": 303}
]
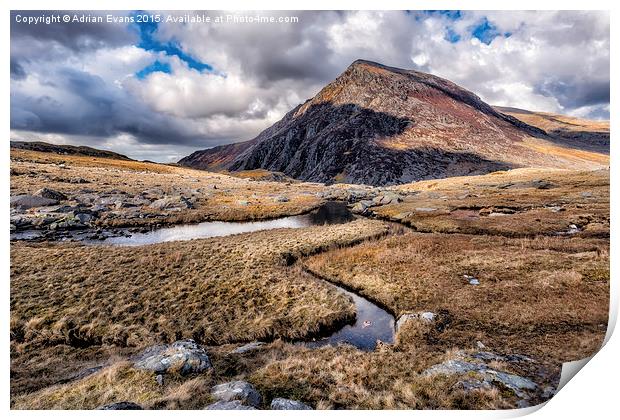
[
  {"xmin": 135, "ymin": 60, "xmax": 171, "ymax": 79},
  {"xmin": 131, "ymin": 11, "xmax": 213, "ymax": 76},
  {"xmin": 471, "ymin": 17, "xmax": 501, "ymax": 45}
]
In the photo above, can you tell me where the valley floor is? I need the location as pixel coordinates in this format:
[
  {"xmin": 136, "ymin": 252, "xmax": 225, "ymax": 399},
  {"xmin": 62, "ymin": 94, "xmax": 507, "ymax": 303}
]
[{"xmin": 9, "ymin": 150, "xmax": 609, "ymax": 410}]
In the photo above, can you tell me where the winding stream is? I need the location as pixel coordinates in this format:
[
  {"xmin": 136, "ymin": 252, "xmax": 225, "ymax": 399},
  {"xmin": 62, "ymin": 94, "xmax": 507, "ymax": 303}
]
[{"xmin": 13, "ymin": 201, "xmax": 396, "ymax": 350}]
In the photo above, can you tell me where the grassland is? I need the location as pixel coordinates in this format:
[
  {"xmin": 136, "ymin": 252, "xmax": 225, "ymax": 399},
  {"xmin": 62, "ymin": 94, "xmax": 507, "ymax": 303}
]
[{"xmin": 10, "ymin": 149, "xmax": 610, "ymax": 410}]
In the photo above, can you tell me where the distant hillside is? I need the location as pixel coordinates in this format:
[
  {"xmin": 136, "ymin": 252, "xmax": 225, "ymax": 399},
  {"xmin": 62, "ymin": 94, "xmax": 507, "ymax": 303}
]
[
  {"xmin": 494, "ymin": 106, "xmax": 609, "ymax": 154},
  {"xmin": 10, "ymin": 141, "xmax": 132, "ymax": 161},
  {"xmin": 179, "ymin": 60, "xmax": 608, "ymax": 186}
]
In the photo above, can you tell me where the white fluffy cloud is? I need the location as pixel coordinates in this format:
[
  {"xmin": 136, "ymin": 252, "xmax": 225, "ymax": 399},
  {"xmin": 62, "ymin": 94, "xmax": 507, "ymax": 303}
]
[{"xmin": 10, "ymin": 10, "xmax": 609, "ymax": 161}]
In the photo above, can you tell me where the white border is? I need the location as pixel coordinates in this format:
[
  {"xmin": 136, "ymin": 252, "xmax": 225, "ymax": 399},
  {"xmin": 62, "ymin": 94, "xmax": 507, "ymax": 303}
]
[{"xmin": 3, "ymin": 1, "xmax": 617, "ymax": 419}]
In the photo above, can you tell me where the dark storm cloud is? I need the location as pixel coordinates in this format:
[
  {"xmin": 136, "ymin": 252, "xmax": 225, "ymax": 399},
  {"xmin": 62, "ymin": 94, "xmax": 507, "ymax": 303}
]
[
  {"xmin": 536, "ymin": 78, "xmax": 610, "ymax": 110},
  {"xmin": 10, "ymin": 58, "xmax": 26, "ymax": 80},
  {"xmin": 11, "ymin": 67, "xmax": 216, "ymax": 146},
  {"xmin": 10, "ymin": 11, "xmax": 136, "ymax": 53}
]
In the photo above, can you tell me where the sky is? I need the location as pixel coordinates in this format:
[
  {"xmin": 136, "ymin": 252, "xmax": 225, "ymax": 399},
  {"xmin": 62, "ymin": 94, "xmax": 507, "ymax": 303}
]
[{"xmin": 10, "ymin": 10, "xmax": 610, "ymax": 162}]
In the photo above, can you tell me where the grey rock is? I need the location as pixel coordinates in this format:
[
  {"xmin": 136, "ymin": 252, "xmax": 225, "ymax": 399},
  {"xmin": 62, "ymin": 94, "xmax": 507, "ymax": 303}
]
[
  {"xmin": 270, "ymin": 398, "xmax": 313, "ymax": 410},
  {"xmin": 211, "ymin": 380, "xmax": 262, "ymax": 408},
  {"xmin": 10, "ymin": 195, "xmax": 58, "ymax": 209},
  {"xmin": 274, "ymin": 195, "xmax": 290, "ymax": 202},
  {"xmin": 149, "ymin": 196, "xmax": 194, "ymax": 210},
  {"xmin": 351, "ymin": 200, "xmax": 374, "ymax": 214},
  {"xmin": 35, "ymin": 187, "xmax": 67, "ymax": 201},
  {"xmin": 75, "ymin": 213, "xmax": 94, "ymax": 224},
  {"xmin": 205, "ymin": 400, "xmax": 257, "ymax": 410},
  {"xmin": 237, "ymin": 200, "xmax": 250, "ymax": 206},
  {"xmin": 231, "ymin": 342, "xmax": 265, "ymax": 354},
  {"xmin": 395, "ymin": 311, "xmax": 436, "ymax": 332},
  {"xmin": 134, "ymin": 339, "xmax": 212, "ymax": 375},
  {"xmin": 156, "ymin": 374, "xmax": 164, "ymax": 386},
  {"xmin": 372, "ymin": 193, "xmax": 402, "ymax": 205},
  {"xmin": 98, "ymin": 401, "xmax": 143, "ymax": 410},
  {"xmin": 414, "ymin": 207, "xmax": 437, "ymax": 212}
]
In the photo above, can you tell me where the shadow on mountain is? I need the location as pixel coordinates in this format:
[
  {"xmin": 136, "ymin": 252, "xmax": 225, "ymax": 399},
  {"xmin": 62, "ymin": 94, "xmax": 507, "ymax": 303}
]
[
  {"xmin": 227, "ymin": 102, "xmax": 516, "ymax": 186},
  {"xmin": 543, "ymin": 130, "xmax": 610, "ymax": 155}
]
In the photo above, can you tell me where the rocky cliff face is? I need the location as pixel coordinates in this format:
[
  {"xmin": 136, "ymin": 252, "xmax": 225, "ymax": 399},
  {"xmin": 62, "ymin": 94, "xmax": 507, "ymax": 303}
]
[{"xmin": 179, "ymin": 60, "xmax": 607, "ymax": 185}]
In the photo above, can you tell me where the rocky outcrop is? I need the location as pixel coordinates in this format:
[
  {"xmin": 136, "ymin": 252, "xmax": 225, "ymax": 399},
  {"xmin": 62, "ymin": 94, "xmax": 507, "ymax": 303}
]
[
  {"xmin": 133, "ymin": 339, "xmax": 212, "ymax": 375},
  {"xmin": 210, "ymin": 380, "xmax": 262, "ymax": 408},
  {"xmin": 179, "ymin": 60, "xmax": 605, "ymax": 186}
]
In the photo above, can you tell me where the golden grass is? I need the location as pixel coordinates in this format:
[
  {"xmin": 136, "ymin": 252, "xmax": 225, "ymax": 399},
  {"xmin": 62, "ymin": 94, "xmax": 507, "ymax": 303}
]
[
  {"xmin": 378, "ymin": 169, "xmax": 609, "ymax": 238},
  {"xmin": 11, "ymin": 362, "xmax": 215, "ymax": 410},
  {"xmin": 304, "ymin": 233, "xmax": 609, "ymax": 363}
]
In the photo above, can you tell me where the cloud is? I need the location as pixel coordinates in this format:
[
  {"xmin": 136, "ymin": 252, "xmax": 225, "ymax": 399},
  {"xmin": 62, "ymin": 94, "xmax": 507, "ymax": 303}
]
[{"xmin": 10, "ymin": 10, "xmax": 610, "ymax": 161}]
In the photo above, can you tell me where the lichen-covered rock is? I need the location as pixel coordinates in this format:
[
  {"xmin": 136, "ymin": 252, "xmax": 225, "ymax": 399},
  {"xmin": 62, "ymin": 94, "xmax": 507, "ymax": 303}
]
[
  {"xmin": 133, "ymin": 339, "xmax": 212, "ymax": 375},
  {"xmin": 205, "ymin": 400, "xmax": 257, "ymax": 410},
  {"xmin": 270, "ymin": 398, "xmax": 313, "ymax": 410},
  {"xmin": 211, "ymin": 380, "xmax": 262, "ymax": 407}
]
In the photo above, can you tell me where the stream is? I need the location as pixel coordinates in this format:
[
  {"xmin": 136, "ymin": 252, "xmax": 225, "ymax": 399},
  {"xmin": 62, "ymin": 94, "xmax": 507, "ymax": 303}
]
[{"xmin": 12, "ymin": 201, "xmax": 396, "ymax": 351}]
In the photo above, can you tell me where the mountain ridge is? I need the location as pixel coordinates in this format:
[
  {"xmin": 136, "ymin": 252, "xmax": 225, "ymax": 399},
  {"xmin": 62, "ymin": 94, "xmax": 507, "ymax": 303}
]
[{"xmin": 179, "ymin": 60, "xmax": 608, "ymax": 185}]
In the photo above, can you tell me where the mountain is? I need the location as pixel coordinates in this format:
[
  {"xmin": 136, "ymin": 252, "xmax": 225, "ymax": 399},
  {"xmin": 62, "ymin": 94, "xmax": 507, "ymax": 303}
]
[
  {"xmin": 10, "ymin": 141, "xmax": 133, "ymax": 161},
  {"xmin": 179, "ymin": 60, "xmax": 608, "ymax": 186}
]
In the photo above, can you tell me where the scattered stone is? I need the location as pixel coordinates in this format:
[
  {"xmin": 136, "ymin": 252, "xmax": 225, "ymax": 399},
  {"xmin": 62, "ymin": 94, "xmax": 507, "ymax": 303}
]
[
  {"xmin": 414, "ymin": 207, "xmax": 437, "ymax": 212},
  {"xmin": 464, "ymin": 275, "xmax": 480, "ymax": 285},
  {"xmin": 211, "ymin": 380, "xmax": 262, "ymax": 408},
  {"xmin": 274, "ymin": 195, "xmax": 290, "ymax": 202},
  {"xmin": 423, "ymin": 352, "xmax": 539, "ymax": 400},
  {"xmin": 156, "ymin": 374, "xmax": 164, "ymax": 386},
  {"xmin": 10, "ymin": 195, "xmax": 58, "ymax": 209},
  {"xmin": 270, "ymin": 398, "xmax": 313, "ymax": 410},
  {"xmin": 149, "ymin": 196, "xmax": 194, "ymax": 210},
  {"xmin": 133, "ymin": 339, "xmax": 212, "ymax": 375},
  {"xmin": 580, "ymin": 191, "xmax": 593, "ymax": 198},
  {"xmin": 35, "ymin": 187, "xmax": 67, "ymax": 201},
  {"xmin": 476, "ymin": 341, "xmax": 486, "ymax": 349},
  {"xmin": 237, "ymin": 200, "xmax": 250, "ymax": 206},
  {"xmin": 231, "ymin": 342, "xmax": 265, "ymax": 354},
  {"xmin": 205, "ymin": 400, "xmax": 257, "ymax": 410},
  {"xmin": 351, "ymin": 200, "xmax": 374, "ymax": 214},
  {"xmin": 98, "ymin": 401, "xmax": 143, "ymax": 410}
]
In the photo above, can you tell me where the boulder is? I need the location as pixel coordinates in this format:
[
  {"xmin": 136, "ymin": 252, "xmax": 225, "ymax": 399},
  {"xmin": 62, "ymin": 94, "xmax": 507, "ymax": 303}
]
[
  {"xmin": 211, "ymin": 380, "xmax": 262, "ymax": 408},
  {"xmin": 270, "ymin": 398, "xmax": 313, "ymax": 410},
  {"xmin": 372, "ymin": 193, "xmax": 402, "ymax": 206},
  {"xmin": 149, "ymin": 196, "xmax": 194, "ymax": 211},
  {"xmin": 133, "ymin": 339, "xmax": 212, "ymax": 375},
  {"xmin": 10, "ymin": 195, "xmax": 58, "ymax": 209},
  {"xmin": 98, "ymin": 401, "xmax": 143, "ymax": 410},
  {"xmin": 205, "ymin": 400, "xmax": 257, "ymax": 410},
  {"xmin": 351, "ymin": 200, "xmax": 374, "ymax": 215},
  {"xmin": 35, "ymin": 187, "xmax": 67, "ymax": 201}
]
